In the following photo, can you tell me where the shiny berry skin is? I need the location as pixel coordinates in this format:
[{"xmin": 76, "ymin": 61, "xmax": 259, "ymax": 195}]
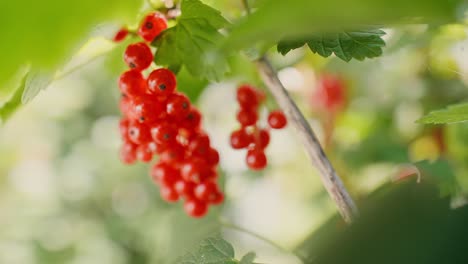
[
  {"xmin": 237, "ymin": 109, "xmax": 258, "ymax": 127},
  {"xmin": 194, "ymin": 181, "xmax": 218, "ymax": 202},
  {"xmin": 188, "ymin": 133, "xmax": 210, "ymax": 157},
  {"xmin": 210, "ymin": 190, "xmax": 224, "ymax": 205},
  {"xmin": 237, "ymin": 84, "xmax": 260, "ymax": 109},
  {"xmin": 119, "ymin": 97, "xmax": 138, "ymax": 120},
  {"xmin": 120, "ymin": 141, "xmax": 137, "ymax": 164},
  {"xmin": 174, "ymin": 180, "xmax": 196, "ymax": 198},
  {"xmin": 181, "ymin": 160, "xmax": 209, "ymax": 183},
  {"xmin": 124, "ymin": 42, "xmax": 153, "ymax": 71},
  {"xmin": 113, "ymin": 27, "xmax": 129, "ymax": 42},
  {"xmin": 160, "ymin": 185, "xmax": 179, "ymax": 202},
  {"xmin": 151, "ymin": 163, "xmax": 179, "ymax": 186},
  {"xmin": 128, "ymin": 122, "xmax": 152, "ymax": 145},
  {"xmin": 184, "ymin": 199, "xmax": 208, "ymax": 218},
  {"xmin": 159, "ymin": 143, "xmax": 186, "ymax": 164},
  {"xmin": 267, "ymin": 110, "xmax": 287, "ymax": 129},
  {"xmin": 151, "ymin": 123, "xmax": 178, "ymax": 145},
  {"xmin": 147, "ymin": 68, "xmax": 177, "ymax": 95},
  {"xmin": 133, "ymin": 97, "xmax": 166, "ymax": 123},
  {"xmin": 136, "ymin": 144, "xmax": 153, "ymax": 162},
  {"xmin": 166, "ymin": 93, "xmax": 191, "ymax": 120},
  {"xmin": 246, "ymin": 149, "xmax": 267, "ymax": 170},
  {"xmin": 256, "ymin": 129, "xmax": 270, "ymax": 149},
  {"xmin": 119, "ymin": 70, "xmax": 147, "ymax": 97},
  {"xmin": 230, "ymin": 129, "xmax": 251, "ymax": 149},
  {"xmin": 119, "ymin": 118, "xmax": 130, "ymax": 141},
  {"xmin": 138, "ymin": 12, "xmax": 168, "ymax": 42},
  {"xmin": 207, "ymin": 148, "xmax": 220, "ymax": 166}
]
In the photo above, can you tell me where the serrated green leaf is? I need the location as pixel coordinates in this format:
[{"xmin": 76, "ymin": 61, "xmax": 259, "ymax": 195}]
[
  {"xmin": 0, "ymin": 73, "xmax": 29, "ymax": 122},
  {"xmin": 177, "ymin": 237, "xmax": 236, "ymax": 264},
  {"xmin": 153, "ymin": 0, "xmax": 230, "ymax": 81},
  {"xmin": 418, "ymin": 103, "xmax": 468, "ymax": 124},
  {"xmin": 239, "ymin": 252, "xmax": 256, "ymax": 264},
  {"xmin": 223, "ymin": 0, "xmax": 460, "ymax": 52},
  {"xmin": 278, "ymin": 29, "xmax": 386, "ymax": 62}
]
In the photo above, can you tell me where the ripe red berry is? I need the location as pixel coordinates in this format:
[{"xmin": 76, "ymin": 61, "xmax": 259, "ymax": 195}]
[
  {"xmin": 138, "ymin": 12, "xmax": 168, "ymax": 42},
  {"xmin": 147, "ymin": 68, "xmax": 177, "ymax": 95},
  {"xmin": 174, "ymin": 180, "xmax": 196, "ymax": 198},
  {"xmin": 166, "ymin": 93, "xmax": 191, "ymax": 120},
  {"xmin": 133, "ymin": 97, "xmax": 166, "ymax": 123},
  {"xmin": 315, "ymin": 73, "xmax": 346, "ymax": 112},
  {"xmin": 159, "ymin": 143, "xmax": 186, "ymax": 164},
  {"xmin": 237, "ymin": 84, "xmax": 260, "ymax": 109},
  {"xmin": 267, "ymin": 110, "xmax": 287, "ymax": 129},
  {"xmin": 256, "ymin": 129, "xmax": 270, "ymax": 149},
  {"xmin": 113, "ymin": 27, "xmax": 129, "ymax": 42},
  {"xmin": 118, "ymin": 70, "xmax": 147, "ymax": 97},
  {"xmin": 120, "ymin": 141, "xmax": 137, "ymax": 164},
  {"xmin": 181, "ymin": 160, "xmax": 209, "ymax": 183},
  {"xmin": 119, "ymin": 118, "xmax": 130, "ymax": 141},
  {"xmin": 151, "ymin": 162, "xmax": 180, "ymax": 186},
  {"xmin": 246, "ymin": 149, "xmax": 267, "ymax": 170},
  {"xmin": 181, "ymin": 108, "xmax": 202, "ymax": 130},
  {"xmin": 124, "ymin": 42, "xmax": 153, "ymax": 71},
  {"xmin": 184, "ymin": 199, "xmax": 208, "ymax": 218},
  {"xmin": 237, "ymin": 109, "xmax": 258, "ymax": 127},
  {"xmin": 128, "ymin": 122, "xmax": 152, "ymax": 145},
  {"xmin": 136, "ymin": 144, "xmax": 153, "ymax": 162},
  {"xmin": 230, "ymin": 129, "xmax": 251, "ymax": 149},
  {"xmin": 210, "ymin": 190, "xmax": 224, "ymax": 205},
  {"xmin": 151, "ymin": 123, "xmax": 178, "ymax": 145},
  {"xmin": 188, "ymin": 133, "xmax": 210, "ymax": 157},
  {"xmin": 194, "ymin": 181, "xmax": 218, "ymax": 202},
  {"xmin": 206, "ymin": 148, "xmax": 220, "ymax": 166},
  {"xmin": 160, "ymin": 185, "xmax": 179, "ymax": 202}
]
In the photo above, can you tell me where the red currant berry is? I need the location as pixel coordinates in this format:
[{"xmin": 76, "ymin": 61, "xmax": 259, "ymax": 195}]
[
  {"xmin": 166, "ymin": 93, "xmax": 191, "ymax": 120},
  {"xmin": 120, "ymin": 141, "xmax": 137, "ymax": 164},
  {"xmin": 147, "ymin": 68, "xmax": 176, "ymax": 95},
  {"xmin": 136, "ymin": 144, "xmax": 153, "ymax": 162},
  {"xmin": 256, "ymin": 129, "xmax": 270, "ymax": 149},
  {"xmin": 267, "ymin": 110, "xmax": 287, "ymax": 129},
  {"xmin": 159, "ymin": 143, "xmax": 186, "ymax": 164},
  {"xmin": 150, "ymin": 162, "xmax": 180, "ymax": 186},
  {"xmin": 118, "ymin": 70, "xmax": 147, "ymax": 97},
  {"xmin": 184, "ymin": 199, "xmax": 208, "ymax": 218},
  {"xmin": 181, "ymin": 108, "xmax": 202, "ymax": 130},
  {"xmin": 113, "ymin": 27, "xmax": 129, "ymax": 42},
  {"xmin": 237, "ymin": 84, "xmax": 260, "ymax": 109},
  {"xmin": 133, "ymin": 96, "xmax": 166, "ymax": 123},
  {"xmin": 174, "ymin": 180, "xmax": 196, "ymax": 199},
  {"xmin": 210, "ymin": 190, "xmax": 224, "ymax": 205},
  {"xmin": 181, "ymin": 160, "xmax": 210, "ymax": 183},
  {"xmin": 151, "ymin": 123, "xmax": 178, "ymax": 145},
  {"xmin": 119, "ymin": 118, "xmax": 130, "ymax": 140},
  {"xmin": 124, "ymin": 42, "xmax": 153, "ymax": 71},
  {"xmin": 119, "ymin": 97, "xmax": 137, "ymax": 119},
  {"xmin": 236, "ymin": 109, "xmax": 258, "ymax": 127},
  {"xmin": 128, "ymin": 122, "xmax": 152, "ymax": 145},
  {"xmin": 230, "ymin": 129, "xmax": 251, "ymax": 149},
  {"xmin": 188, "ymin": 133, "xmax": 210, "ymax": 157},
  {"xmin": 194, "ymin": 181, "xmax": 218, "ymax": 202},
  {"xmin": 246, "ymin": 149, "xmax": 267, "ymax": 170},
  {"xmin": 138, "ymin": 12, "xmax": 168, "ymax": 42},
  {"xmin": 206, "ymin": 148, "xmax": 220, "ymax": 166},
  {"xmin": 160, "ymin": 185, "xmax": 179, "ymax": 202},
  {"xmin": 316, "ymin": 74, "xmax": 346, "ymax": 112}
]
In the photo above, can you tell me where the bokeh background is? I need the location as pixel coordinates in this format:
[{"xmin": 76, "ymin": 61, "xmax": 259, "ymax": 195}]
[{"xmin": 2, "ymin": 1, "xmax": 468, "ymax": 264}]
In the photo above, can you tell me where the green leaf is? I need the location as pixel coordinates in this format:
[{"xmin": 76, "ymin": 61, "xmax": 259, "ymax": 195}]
[
  {"xmin": 0, "ymin": 72, "xmax": 29, "ymax": 122},
  {"xmin": 22, "ymin": 70, "xmax": 52, "ymax": 103},
  {"xmin": 239, "ymin": 252, "xmax": 256, "ymax": 264},
  {"xmin": 178, "ymin": 237, "xmax": 237, "ymax": 264},
  {"xmin": 153, "ymin": 0, "xmax": 230, "ymax": 81},
  {"xmin": 418, "ymin": 103, "xmax": 468, "ymax": 124},
  {"xmin": 278, "ymin": 29, "xmax": 386, "ymax": 62},
  {"xmin": 414, "ymin": 159, "xmax": 458, "ymax": 197},
  {"xmin": 223, "ymin": 0, "xmax": 461, "ymax": 51}
]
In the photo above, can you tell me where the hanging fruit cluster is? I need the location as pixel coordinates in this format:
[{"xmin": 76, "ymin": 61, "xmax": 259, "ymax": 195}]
[
  {"xmin": 115, "ymin": 12, "xmax": 223, "ymax": 218},
  {"xmin": 230, "ymin": 85, "xmax": 287, "ymax": 171}
]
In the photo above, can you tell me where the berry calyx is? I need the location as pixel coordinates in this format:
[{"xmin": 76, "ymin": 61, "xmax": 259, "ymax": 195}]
[
  {"xmin": 267, "ymin": 110, "xmax": 287, "ymax": 129},
  {"xmin": 138, "ymin": 12, "xmax": 168, "ymax": 42},
  {"xmin": 147, "ymin": 68, "xmax": 177, "ymax": 96},
  {"xmin": 124, "ymin": 42, "xmax": 153, "ymax": 71}
]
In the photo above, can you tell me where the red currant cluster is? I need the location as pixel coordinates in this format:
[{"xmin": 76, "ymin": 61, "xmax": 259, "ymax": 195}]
[
  {"xmin": 230, "ymin": 85, "xmax": 287, "ymax": 170},
  {"xmin": 117, "ymin": 12, "xmax": 223, "ymax": 218}
]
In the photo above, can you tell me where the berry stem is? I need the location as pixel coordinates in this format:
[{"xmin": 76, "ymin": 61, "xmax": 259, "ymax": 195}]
[{"xmin": 255, "ymin": 57, "xmax": 359, "ymax": 224}]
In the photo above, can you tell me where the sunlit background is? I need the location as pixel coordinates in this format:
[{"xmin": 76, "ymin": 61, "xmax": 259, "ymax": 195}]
[{"xmin": 2, "ymin": 2, "xmax": 468, "ymax": 263}]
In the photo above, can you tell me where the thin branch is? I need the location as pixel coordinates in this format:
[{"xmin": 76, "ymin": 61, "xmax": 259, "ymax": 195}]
[{"xmin": 255, "ymin": 57, "xmax": 359, "ymax": 223}]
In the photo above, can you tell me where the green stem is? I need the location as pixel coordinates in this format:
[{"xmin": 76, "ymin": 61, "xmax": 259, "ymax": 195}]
[{"xmin": 242, "ymin": 0, "xmax": 251, "ymax": 15}]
